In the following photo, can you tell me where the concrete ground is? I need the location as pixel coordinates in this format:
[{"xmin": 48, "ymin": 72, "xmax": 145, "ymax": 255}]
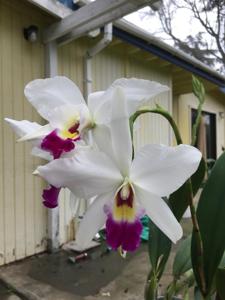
[
  {"xmin": 0, "ymin": 244, "xmax": 149, "ymax": 300},
  {"xmin": 0, "ymin": 280, "xmax": 21, "ymax": 300},
  {"xmin": 0, "ymin": 220, "xmax": 192, "ymax": 300}
]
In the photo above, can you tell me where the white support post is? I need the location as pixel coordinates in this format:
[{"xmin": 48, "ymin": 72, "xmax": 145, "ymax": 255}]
[{"xmin": 45, "ymin": 41, "xmax": 60, "ymax": 252}]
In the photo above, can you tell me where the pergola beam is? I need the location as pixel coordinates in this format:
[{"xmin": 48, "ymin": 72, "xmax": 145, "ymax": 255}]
[{"xmin": 43, "ymin": 0, "xmax": 152, "ymax": 44}]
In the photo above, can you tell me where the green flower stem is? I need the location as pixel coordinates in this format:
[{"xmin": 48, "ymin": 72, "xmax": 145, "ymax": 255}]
[
  {"xmin": 130, "ymin": 105, "xmax": 183, "ymax": 146},
  {"xmin": 187, "ymin": 180, "xmax": 206, "ymax": 295},
  {"xmin": 145, "ymin": 274, "xmax": 158, "ymax": 300},
  {"xmin": 191, "ymin": 100, "xmax": 204, "ymax": 146}
]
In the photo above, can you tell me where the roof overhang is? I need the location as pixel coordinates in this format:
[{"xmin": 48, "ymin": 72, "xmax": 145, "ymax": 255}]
[
  {"xmin": 26, "ymin": 0, "xmax": 225, "ymax": 90},
  {"xmin": 113, "ymin": 19, "xmax": 225, "ymax": 89}
]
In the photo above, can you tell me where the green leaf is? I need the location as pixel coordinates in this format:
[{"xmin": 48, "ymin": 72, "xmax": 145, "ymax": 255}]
[
  {"xmin": 219, "ymin": 252, "xmax": 225, "ymax": 269},
  {"xmin": 191, "ymin": 152, "xmax": 225, "ymax": 295},
  {"xmin": 148, "ymin": 220, "xmax": 171, "ymax": 279},
  {"xmin": 169, "ymin": 158, "xmax": 206, "ymax": 221},
  {"xmin": 192, "ymin": 158, "xmax": 206, "ymax": 195},
  {"xmin": 173, "ymin": 235, "xmax": 192, "ymax": 278},
  {"xmin": 216, "ymin": 269, "xmax": 225, "ymax": 300}
]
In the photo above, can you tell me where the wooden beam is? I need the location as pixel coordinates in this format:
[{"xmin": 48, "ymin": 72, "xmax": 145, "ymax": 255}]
[
  {"xmin": 43, "ymin": 0, "xmax": 152, "ymax": 44},
  {"xmin": 27, "ymin": 0, "xmax": 72, "ymax": 18}
]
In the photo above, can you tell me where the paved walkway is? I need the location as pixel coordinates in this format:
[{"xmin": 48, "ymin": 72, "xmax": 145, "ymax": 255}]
[
  {"xmin": 0, "ymin": 220, "xmax": 191, "ymax": 300},
  {"xmin": 0, "ymin": 280, "xmax": 22, "ymax": 300},
  {"xmin": 0, "ymin": 244, "xmax": 149, "ymax": 300}
]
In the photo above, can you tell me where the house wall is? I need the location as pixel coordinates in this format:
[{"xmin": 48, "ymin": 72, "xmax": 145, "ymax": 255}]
[
  {"xmin": 0, "ymin": 0, "xmax": 52, "ymax": 266},
  {"xmin": 175, "ymin": 91, "xmax": 225, "ymax": 157}
]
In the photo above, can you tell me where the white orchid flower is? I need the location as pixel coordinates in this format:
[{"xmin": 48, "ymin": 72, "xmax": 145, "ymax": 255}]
[
  {"xmin": 37, "ymin": 87, "xmax": 202, "ymax": 252},
  {"xmin": 5, "ymin": 76, "xmax": 169, "ymax": 209},
  {"xmin": 5, "ymin": 76, "xmax": 169, "ymax": 158}
]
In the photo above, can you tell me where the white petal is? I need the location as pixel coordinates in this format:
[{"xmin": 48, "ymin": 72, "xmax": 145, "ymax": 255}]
[
  {"xmin": 5, "ymin": 118, "xmax": 42, "ymax": 138},
  {"xmin": 135, "ymin": 186, "xmax": 182, "ymax": 243},
  {"xmin": 18, "ymin": 124, "xmax": 52, "ymax": 142},
  {"xmin": 107, "ymin": 78, "xmax": 169, "ymax": 116},
  {"xmin": 37, "ymin": 149, "xmax": 123, "ymax": 199},
  {"xmin": 109, "ymin": 87, "xmax": 132, "ymax": 176},
  {"xmin": 46, "ymin": 104, "xmax": 90, "ymax": 131},
  {"xmin": 87, "ymin": 91, "xmax": 105, "ymax": 116},
  {"xmin": 31, "ymin": 147, "xmax": 52, "ymax": 161},
  {"xmin": 24, "ymin": 76, "xmax": 85, "ymax": 120},
  {"xmin": 91, "ymin": 124, "xmax": 114, "ymax": 159},
  {"xmin": 76, "ymin": 191, "xmax": 115, "ymax": 249},
  {"xmin": 130, "ymin": 144, "xmax": 202, "ymax": 197}
]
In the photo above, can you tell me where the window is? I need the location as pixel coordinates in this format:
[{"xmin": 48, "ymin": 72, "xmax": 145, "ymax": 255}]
[{"xmin": 191, "ymin": 109, "xmax": 217, "ymax": 160}]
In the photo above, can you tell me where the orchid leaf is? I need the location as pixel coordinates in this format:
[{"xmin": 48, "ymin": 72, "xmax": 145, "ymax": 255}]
[
  {"xmin": 219, "ymin": 252, "xmax": 225, "ymax": 269},
  {"xmin": 191, "ymin": 151, "xmax": 225, "ymax": 296},
  {"xmin": 173, "ymin": 235, "xmax": 192, "ymax": 278},
  {"xmin": 216, "ymin": 269, "xmax": 225, "ymax": 300},
  {"xmin": 148, "ymin": 220, "xmax": 171, "ymax": 279}
]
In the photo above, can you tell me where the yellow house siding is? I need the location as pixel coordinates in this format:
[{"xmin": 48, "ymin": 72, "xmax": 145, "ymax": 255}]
[
  {"xmin": 177, "ymin": 92, "xmax": 225, "ymax": 157},
  {"xmin": 0, "ymin": 0, "xmax": 49, "ymax": 265},
  {"xmin": 125, "ymin": 60, "xmax": 172, "ymax": 149}
]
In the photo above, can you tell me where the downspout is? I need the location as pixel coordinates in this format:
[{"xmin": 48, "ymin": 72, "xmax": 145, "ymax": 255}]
[
  {"xmin": 45, "ymin": 41, "xmax": 60, "ymax": 252},
  {"xmin": 84, "ymin": 23, "xmax": 113, "ymax": 100},
  {"xmin": 74, "ymin": 24, "xmax": 113, "ymax": 228},
  {"xmin": 44, "ymin": 24, "xmax": 113, "ymax": 252}
]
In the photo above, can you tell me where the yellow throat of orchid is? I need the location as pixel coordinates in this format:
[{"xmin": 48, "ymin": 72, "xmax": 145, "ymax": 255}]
[
  {"xmin": 60, "ymin": 116, "xmax": 80, "ymax": 140},
  {"xmin": 113, "ymin": 181, "xmax": 136, "ymax": 223}
]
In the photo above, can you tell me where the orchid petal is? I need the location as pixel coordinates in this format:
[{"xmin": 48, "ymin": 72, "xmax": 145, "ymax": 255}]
[
  {"xmin": 75, "ymin": 191, "xmax": 115, "ymax": 249},
  {"xmin": 109, "ymin": 87, "xmax": 132, "ymax": 176},
  {"xmin": 5, "ymin": 118, "xmax": 42, "ymax": 137},
  {"xmin": 37, "ymin": 149, "xmax": 123, "ymax": 199},
  {"xmin": 31, "ymin": 147, "xmax": 52, "ymax": 161},
  {"xmin": 106, "ymin": 78, "xmax": 170, "ymax": 116},
  {"xmin": 24, "ymin": 76, "xmax": 85, "ymax": 120},
  {"xmin": 135, "ymin": 186, "xmax": 183, "ymax": 243},
  {"xmin": 18, "ymin": 124, "xmax": 52, "ymax": 142},
  {"xmin": 130, "ymin": 144, "xmax": 201, "ymax": 197},
  {"xmin": 91, "ymin": 124, "xmax": 114, "ymax": 158},
  {"xmin": 87, "ymin": 91, "xmax": 104, "ymax": 116},
  {"xmin": 45, "ymin": 104, "xmax": 91, "ymax": 132}
]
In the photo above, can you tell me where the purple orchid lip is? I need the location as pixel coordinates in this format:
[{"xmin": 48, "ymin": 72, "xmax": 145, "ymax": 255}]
[
  {"xmin": 105, "ymin": 184, "xmax": 143, "ymax": 252},
  {"xmin": 41, "ymin": 129, "xmax": 76, "ymax": 159},
  {"xmin": 42, "ymin": 185, "xmax": 61, "ymax": 208},
  {"xmin": 106, "ymin": 214, "xmax": 143, "ymax": 252},
  {"xmin": 41, "ymin": 129, "xmax": 80, "ymax": 208}
]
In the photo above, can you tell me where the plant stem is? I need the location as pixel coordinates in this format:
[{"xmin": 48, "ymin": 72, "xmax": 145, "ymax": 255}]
[
  {"xmin": 145, "ymin": 274, "xmax": 158, "ymax": 300},
  {"xmin": 191, "ymin": 101, "xmax": 203, "ymax": 146},
  {"xmin": 187, "ymin": 180, "xmax": 206, "ymax": 295},
  {"xmin": 130, "ymin": 106, "xmax": 183, "ymax": 145}
]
